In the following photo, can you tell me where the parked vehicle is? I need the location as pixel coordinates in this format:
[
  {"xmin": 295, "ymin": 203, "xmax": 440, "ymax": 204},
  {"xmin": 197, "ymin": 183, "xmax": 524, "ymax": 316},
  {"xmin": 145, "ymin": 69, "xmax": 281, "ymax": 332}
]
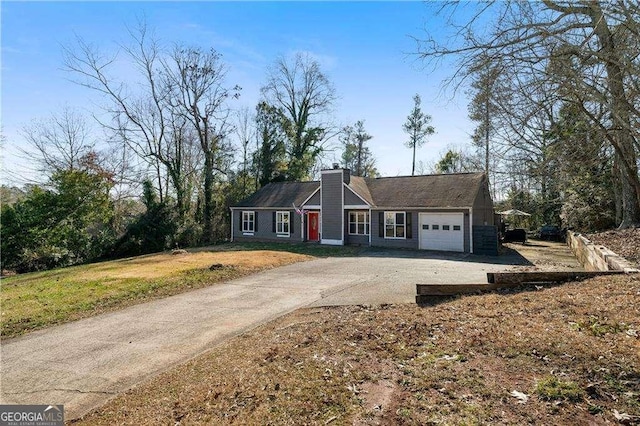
[
  {"xmin": 503, "ymin": 228, "xmax": 527, "ymax": 243},
  {"xmin": 538, "ymin": 225, "xmax": 564, "ymax": 241}
]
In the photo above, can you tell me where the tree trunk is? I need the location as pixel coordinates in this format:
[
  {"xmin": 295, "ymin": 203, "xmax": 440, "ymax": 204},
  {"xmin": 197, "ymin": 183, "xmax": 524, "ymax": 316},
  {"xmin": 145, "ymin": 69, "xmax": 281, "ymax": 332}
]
[
  {"xmin": 613, "ymin": 157, "xmax": 623, "ymax": 226},
  {"xmin": 356, "ymin": 140, "xmax": 363, "ymax": 176},
  {"xmin": 411, "ymin": 141, "xmax": 416, "ymax": 176},
  {"xmin": 202, "ymin": 152, "xmax": 214, "ymax": 243},
  {"xmin": 588, "ymin": 2, "xmax": 640, "ymax": 227},
  {"xmin": 155, "ymin": 160, "xmax": 164, "ymax": 204},
  {"xmin": 484, "ymin": 97, "xmax": 490, "ymax": 177}
]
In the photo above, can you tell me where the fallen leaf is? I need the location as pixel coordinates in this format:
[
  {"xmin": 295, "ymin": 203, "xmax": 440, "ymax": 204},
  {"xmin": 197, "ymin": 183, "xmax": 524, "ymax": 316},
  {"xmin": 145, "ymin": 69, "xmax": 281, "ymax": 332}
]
[
  {"xmin": 440, "ymin": 354, "xmax": 460, "ymax": 361},
  {"xmin": 612, "ymin": 409, "xmax": 640, "ymax": 424},
  {"xmin": 510, "ymin": 390, "xmax": 529, "ymax": 404}
]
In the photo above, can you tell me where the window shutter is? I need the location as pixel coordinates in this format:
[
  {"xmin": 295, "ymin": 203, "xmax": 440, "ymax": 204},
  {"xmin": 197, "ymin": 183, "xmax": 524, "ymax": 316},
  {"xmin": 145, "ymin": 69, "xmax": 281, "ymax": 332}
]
[
  {"xmin": 406, "ymin": 212, "xmax": 412, "ymax": 239},
  {"xmin": 378, "ymin": 212, "xmax": 384, "ymax": 238},
  {"xmin": 290, "ymin": 212, "xmax": 294, "ymax": 234},
  {"xmin": 254, "ymin": 212, "xmax": 258, "ymax": 232},
  {"xmin": 239, "ymin": 212, "xmax": 243, "ymax": 231},
  {"xmin": 272, "ymin": 211, "xmax": 276, "ymax": 233}
]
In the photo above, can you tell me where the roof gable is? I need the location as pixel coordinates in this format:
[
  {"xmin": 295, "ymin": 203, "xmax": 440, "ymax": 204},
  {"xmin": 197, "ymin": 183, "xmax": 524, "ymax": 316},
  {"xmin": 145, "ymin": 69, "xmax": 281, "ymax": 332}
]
[{"xmin": 347, "ymin": 176, "xmax": 374, "ymax": 205}]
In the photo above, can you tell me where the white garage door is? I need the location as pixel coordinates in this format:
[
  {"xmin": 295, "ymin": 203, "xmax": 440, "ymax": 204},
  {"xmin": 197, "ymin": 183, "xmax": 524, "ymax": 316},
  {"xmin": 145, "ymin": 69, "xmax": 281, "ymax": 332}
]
[{"xmin": 419, "ymin": 213, "xmax": 464, "ymax": 252}]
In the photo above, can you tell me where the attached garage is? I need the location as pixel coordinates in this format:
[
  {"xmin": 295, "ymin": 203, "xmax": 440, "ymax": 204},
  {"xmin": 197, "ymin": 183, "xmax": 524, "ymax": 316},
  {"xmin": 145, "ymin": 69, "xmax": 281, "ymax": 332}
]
[
  {"xmin": 419, "ymin": 212, "xmax": 464, "ymax": 252},
  {"xmin": 233, "ymin": 170, "xmax": 496, "ymax": 255}
]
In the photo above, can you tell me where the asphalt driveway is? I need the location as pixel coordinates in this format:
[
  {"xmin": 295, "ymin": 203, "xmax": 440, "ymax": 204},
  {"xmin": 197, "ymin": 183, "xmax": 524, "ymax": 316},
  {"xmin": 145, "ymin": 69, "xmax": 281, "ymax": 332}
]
[{"xmin": 0, "ymin": 249, "xmax": 533, "ymax": 419}]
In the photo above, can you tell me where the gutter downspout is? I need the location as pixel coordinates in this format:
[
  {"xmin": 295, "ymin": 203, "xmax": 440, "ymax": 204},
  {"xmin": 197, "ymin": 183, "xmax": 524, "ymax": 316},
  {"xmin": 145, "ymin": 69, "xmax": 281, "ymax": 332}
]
[{"xmin": 230, "ymin": 208, "xmax": 234, "ymax": 243}]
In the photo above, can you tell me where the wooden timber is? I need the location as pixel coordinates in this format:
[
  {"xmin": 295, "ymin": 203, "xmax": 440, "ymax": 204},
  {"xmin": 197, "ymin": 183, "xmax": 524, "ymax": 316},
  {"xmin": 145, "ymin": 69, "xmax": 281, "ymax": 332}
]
[
  {"xmin": 486, "ymin": 270, "xmax": 625, "ymax": 285},
  {"xmin": 417, "ymin": 283, "xmax": 499, "ymax": 296},
  {"xmin": 416, "ymin": 270, "xmax": 634, "ymax": 303}
]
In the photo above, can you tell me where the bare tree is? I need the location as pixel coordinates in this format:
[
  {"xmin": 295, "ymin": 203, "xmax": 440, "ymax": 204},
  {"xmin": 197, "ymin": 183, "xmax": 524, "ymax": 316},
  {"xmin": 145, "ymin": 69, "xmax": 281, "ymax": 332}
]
[
  {"xmin": 261, "ymin": 53, "xmax": 336, "ymax": 181},
  {"xmin": 20, "ymin": 106, "xmax": 95, "ymax": 174},
  {"xmin": 402, "ymin": 94, "xmax": 435, "ymax": 176},
  {"xmin": 162, "ymin": 45, "xmax": 240, "ymax": 242},
  {"xmin": 63, "ymin": 24, "xmax": 173, "ymax": 203},
  {"xmin": 63, "ymin": 23, "xmax": 233, "ymax": 232},
  {"xmin": 234, "ymin": 106, "xmax": 256, "ymax": 196},
  {"xmin": 415, "ymin": 0, "xmax": 640, "ymax": 227}
]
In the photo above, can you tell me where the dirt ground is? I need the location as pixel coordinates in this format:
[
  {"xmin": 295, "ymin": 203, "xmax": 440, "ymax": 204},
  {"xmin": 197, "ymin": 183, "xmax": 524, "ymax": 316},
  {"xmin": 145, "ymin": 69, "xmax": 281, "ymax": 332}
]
[
  {"xmin": 503, "ymin": 240, "xmax": 584, "ymax": 271},
  {"xmin": 587, "ymin": 228, "xmax": 640, "ymax": 267}
]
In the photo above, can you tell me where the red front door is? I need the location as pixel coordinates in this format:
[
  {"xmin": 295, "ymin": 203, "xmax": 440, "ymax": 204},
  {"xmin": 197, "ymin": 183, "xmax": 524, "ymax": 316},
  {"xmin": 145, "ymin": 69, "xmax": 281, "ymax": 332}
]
[{"xmin": 308, "ymin": 212, "xmax": 319, "ymax": 241}]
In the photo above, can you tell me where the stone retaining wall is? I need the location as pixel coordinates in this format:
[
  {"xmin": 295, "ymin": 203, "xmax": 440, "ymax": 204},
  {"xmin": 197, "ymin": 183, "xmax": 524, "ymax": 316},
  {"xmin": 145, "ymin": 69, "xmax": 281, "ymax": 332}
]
[{"xmin": 567, "ymin": 232, "xmax": 639, "ymax": 273}]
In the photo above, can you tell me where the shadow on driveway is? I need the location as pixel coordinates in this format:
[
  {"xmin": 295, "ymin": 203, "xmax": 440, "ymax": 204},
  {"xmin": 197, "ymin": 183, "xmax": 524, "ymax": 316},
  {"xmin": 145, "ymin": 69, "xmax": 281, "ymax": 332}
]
[{"xmin": 357, "ymin": 246, "xmax": 534, "ymax": 267}]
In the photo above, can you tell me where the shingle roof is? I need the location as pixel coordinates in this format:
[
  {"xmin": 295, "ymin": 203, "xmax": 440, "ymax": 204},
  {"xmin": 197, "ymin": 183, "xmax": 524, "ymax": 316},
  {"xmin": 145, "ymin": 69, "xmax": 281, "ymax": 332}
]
[
  {"xmin": 233, "ymin": 181, "xmax": 319, "ymax": 208},
  {"xmin": 347, "ymin": 176, "xmax": 374, "ymax": 205},
  {"xmin": 363, "ymin": 173, "xmax": 485, "ymax": 208},
  {"xmin": 233, "ymin": 172, "xmax": 486, "ymax": 209}
]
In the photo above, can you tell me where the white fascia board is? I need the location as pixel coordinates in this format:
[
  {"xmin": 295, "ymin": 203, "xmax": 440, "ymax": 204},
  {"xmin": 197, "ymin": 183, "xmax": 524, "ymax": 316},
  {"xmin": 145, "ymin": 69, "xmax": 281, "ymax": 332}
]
[
  {"xmin": 300, "ymin": 186, "xmax": 321, "ymax": 206},
  {"xmin": 343, "ymin": 182, "xmax": 371, "ymax": 206},
  {"xmin": 230, "ymin": 207, "xmax": 295, "ymax": 210},
  {"xmin": 372, "ymin": 206, "xmax": 472, "ymax": 211}
]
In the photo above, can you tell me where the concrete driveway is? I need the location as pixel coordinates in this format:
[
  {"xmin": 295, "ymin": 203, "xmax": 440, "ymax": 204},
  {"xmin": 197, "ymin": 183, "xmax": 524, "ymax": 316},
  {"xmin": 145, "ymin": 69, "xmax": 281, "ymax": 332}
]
[{"xmin": 1, "ymin": 250, "xmax": 522, "ymax": 420}]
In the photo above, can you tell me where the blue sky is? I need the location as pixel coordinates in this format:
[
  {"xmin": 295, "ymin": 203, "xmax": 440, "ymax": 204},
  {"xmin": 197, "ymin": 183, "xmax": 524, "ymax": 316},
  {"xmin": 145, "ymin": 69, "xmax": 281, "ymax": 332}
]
[{"xmin": 1, "ymin": 1, "xmax": 475, "ymax": 185}]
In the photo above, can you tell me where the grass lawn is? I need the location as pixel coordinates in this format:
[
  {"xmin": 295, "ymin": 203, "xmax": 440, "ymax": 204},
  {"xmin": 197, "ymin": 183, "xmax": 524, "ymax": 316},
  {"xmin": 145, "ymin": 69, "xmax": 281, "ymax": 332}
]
[
  {"xmin": 73, "ymin": 274, "xmax": 640, "ymax": 425},
  {"xmin": 1, "ymin": 241, "xmax": 358, "ymax": 339}
]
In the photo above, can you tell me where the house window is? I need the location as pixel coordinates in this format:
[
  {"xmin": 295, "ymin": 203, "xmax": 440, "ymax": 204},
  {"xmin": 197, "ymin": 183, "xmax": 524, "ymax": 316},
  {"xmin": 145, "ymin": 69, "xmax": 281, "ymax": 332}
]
[
  {"xmin": 276, "ymin": 211, "xmax": 290, "ymax": 236},
  {"xmin": 349, "ymin": 211, "xmax": 370, "ymax": 235},
  {"xmin": 384, "ymin": 211, "xmax": 406, "ymax": 239},
  {"xmin": 242, "ymin": 211, "xmax": 255, "ymax": 233}
]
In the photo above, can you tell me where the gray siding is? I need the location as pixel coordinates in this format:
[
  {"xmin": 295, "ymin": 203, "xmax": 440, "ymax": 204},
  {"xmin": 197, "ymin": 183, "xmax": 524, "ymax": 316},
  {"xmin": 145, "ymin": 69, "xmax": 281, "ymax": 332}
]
[
  {"xmin": 305, "ymin": 190, "xmax": 320, "ymax": 206},
  {"xmin": 321, "ymin": 171, "xmax": 344, "ymax": 242},
  {"xmin": 231, "ymin": 209, "xmax": 301, "ymax": 242},
  {"xmin": 473, "ymin": 225, "xmax": 499, "ymax": 255},
  {"xmin": 370, "ymin": 210, "xmax": 418, "ymax": 250},
  {"xmin": 346, "ymin": 234, "xmax": 369, "ymax": 246},
  {"xmin": 344, "ymin": 211, "xmax": 370, "ymax": 246},
  {"xmin": 345, "ymin": 187, "xmax": 367, "ymax": 206},
  {"xmin": 472, "ymin": 178, "xmax": 495, "ymax": 226}
]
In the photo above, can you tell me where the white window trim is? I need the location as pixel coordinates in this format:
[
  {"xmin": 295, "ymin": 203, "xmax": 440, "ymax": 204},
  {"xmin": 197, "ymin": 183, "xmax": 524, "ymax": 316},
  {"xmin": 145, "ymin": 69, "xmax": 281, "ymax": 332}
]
[
  {"xmin": 348, "ymin": 211, "xmax": 370, "ymax": 236},
  {"xmin": 276, "ymin": 210, "xmax": 290, "ymax": 237},
  {"xmin": 384, "ymin": 211, "xmax": 406, "ymax": 239},
  {"xmin": 242, "ymin": 211, "xmax": 255, "ymax": 233}
]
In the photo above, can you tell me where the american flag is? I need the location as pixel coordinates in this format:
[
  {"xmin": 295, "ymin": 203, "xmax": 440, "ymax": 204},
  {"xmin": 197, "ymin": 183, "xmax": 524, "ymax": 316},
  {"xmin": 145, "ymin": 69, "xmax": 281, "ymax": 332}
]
[{"xmin": 292, "ymin": 203, "xmax": 307, "ymax": 215}]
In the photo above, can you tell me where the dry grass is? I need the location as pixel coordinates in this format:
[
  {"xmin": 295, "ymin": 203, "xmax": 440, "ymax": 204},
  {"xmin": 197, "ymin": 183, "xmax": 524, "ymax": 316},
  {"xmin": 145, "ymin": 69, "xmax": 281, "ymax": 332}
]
[
  {"xmin": 74, "ymin": 274, "xmax": 640, "ymax": 425},
  {"xmin": 1, "ymin": 250, "xmax": 310, "ymax": 339},
  {"xmin": 73, "ymin": 251, "xmax": 305, "ymax": 280}
]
